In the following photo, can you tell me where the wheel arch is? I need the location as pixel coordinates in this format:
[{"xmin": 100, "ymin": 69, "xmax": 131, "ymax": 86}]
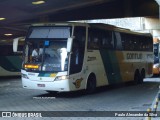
[
  {"xmin": 135, "ymin": 69, "xmax": 140, "ymax": 74},
  {"xmin": 85, "ymin": 72, "xmax": 97, "ymax": 89}
]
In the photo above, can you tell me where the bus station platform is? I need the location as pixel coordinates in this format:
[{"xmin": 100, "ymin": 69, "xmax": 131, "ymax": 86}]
[{"xmin": 0, "ymin": 77, "xmax": 160, "ymax": 120}]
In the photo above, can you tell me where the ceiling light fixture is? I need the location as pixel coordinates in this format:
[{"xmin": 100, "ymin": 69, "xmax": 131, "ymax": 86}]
[
  {"xmin": 32, "ymin": 0, "xmax": 45, "ymax": 5},
  {"xmin": 4, "ymin": 34, "xmax": 13, "ymax": 36},
  {"xmin": 0, "ymin": 18, "xmax": 6, "ymax": 20}
]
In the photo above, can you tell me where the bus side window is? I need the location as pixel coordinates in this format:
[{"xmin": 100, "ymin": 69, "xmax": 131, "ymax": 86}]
[
  {"xmin": 139, "ymin": 37, "xmax": 144, "ymax": 51},
  {"xmin": 88, "ymin": 29, "xmax": 100, "ymax": 49},
  {"xmin": 143, "ymin": 37, "xmax": 152, "ymax": 51},
  {"xmin": 101, "ymin": 31, "xmax": 113, "ymax": 50},
  {"xmin": 70, "ymin": 26, "xmax": 86, "ymax": 74},
  {"xmin": 90, "ymin": 37, "xmax": 99, "ymax": 49},
  {"xmin": 121, "ymin": 34, "xmax": 130, "ymax": 51},
  {"xmin": 148, "ymin": 37, "xmax": 153, "ymax": 52},
  {"xmin": 114, "ymin": 32, "xmax": 123, "ymax": 50}
]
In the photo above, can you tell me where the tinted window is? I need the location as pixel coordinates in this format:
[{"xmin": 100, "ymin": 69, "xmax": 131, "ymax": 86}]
[
  {"xmin": 88, "ymin": 28, "xmax": 113, "ymax": 50},
  {"xmin": 70, "ymin": 26, "xmax": 86, "ymax": 74},
  {"xmin": 119, "ymin": 33, "xmax": 153, "ymax": 51}
]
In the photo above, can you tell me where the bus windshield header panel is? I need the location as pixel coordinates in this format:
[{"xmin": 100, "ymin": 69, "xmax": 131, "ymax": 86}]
[{"xmin": 28, "ymin": 26, "xmax": 71, "ymax": 39}]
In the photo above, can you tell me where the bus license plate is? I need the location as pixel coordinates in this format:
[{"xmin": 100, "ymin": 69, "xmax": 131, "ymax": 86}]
[{"xmin": 37, "ymin": 84, "xmax": 45, "ymax": 87}]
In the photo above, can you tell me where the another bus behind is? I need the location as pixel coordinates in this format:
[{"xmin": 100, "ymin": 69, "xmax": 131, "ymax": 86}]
[{"xmin": 0, "ymin": 38, "xmax": 23, "ymax": 76}]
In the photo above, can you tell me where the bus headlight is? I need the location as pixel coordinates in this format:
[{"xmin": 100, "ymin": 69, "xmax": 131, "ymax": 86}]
[
  {"xmin": 22, "ymin": 74, "xmax": 29, "ymax": 79},
  {"xmin": 55, "ymin": 75, "xmax": 69, "ymax": 81},
  {"xmin": 153, "ymin": 64, "xmax": 159, "ymax": 68}
]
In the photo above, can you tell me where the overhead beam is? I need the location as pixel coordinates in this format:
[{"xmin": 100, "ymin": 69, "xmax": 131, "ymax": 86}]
[
  {"xmin": 48, "ymin": 0, "xmax": 159, "ymax": 21},
  {"xmin": 20, "ymin": 0, "xmax": 159, "ymax": 24},
  {"xmin": 145, "ymin": 17, "xmax": 160, "ymax": 30}
]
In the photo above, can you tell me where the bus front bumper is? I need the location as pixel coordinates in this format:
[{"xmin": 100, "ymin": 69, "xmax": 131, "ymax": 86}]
[{"xmin": 22, "ymin": 78, "xmax": 71, "ymax": 92}]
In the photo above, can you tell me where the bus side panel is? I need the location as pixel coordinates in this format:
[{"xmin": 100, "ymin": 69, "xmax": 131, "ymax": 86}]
[
  {"xmin": 117, "ymin": 51, "xmax": 153, "ymax": 81},
  {"xmin": 85, "ymin": 50, "xmax": 109, "ymax": 87},
  {"xmin": 92, "ymin": 50, "xmax": 153, "ymax": 85},
  {"xmin": 115, "ymin": 51, "xmax": 132, "ymax": 82},
  {"xmin": 116, "ymin": 51, "xmax": 135, "ymax": 82},
  {"xmin": 99, "ymin": 49, "xmax": 122, "ymax": 85}
]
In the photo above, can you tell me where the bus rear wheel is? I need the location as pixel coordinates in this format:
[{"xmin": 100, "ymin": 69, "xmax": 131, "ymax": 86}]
[
  {"xmin": 86, "ymin": 75, "xmax": 96, "ymax": 94},
  {"xmin": 140, "ymin": 69, "xmax": 145, "ymax": 83},
  {"xmin": 134, "ymin": 70, "xmax": 141, "ymax": 84}
]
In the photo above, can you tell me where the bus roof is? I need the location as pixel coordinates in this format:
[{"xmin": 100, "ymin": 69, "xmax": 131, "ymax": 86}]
[
  {"xmin": 31, "ymin": 22, "xmax": 152, "ymax": 37},
  {"xmin": 89, "ymin": 23, "xmax": 152, "ymax": 37},
  {"xmin": 31, "ymin": 22, "xmax": 89, "ymax": 27}
]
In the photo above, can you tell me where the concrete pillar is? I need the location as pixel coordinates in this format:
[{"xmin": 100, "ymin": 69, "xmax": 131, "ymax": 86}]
[
  {"xmin": 145, "ymin": 18, "xmax": 160, "ymax": 30},
  {"xmin": 155, "ymin": 0, "xmax": 160, "ymax": 18},
  {"xmin": 153, "ymin": 30, "xmax": 160, "ymax": 39}
]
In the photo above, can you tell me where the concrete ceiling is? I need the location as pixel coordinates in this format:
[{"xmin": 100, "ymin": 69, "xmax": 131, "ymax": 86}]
[{"xmin": 0, "ymin": 0, "xmax": 158, "ymax": 40}]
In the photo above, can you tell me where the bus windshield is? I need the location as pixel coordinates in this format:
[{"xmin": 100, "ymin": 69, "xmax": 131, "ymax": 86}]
[
  {"xmin": 153, "ymin": 43, "xmax": 159, "ymax": 64},
  {"xmin": 154, "ymin": 43, "xmax": 159, "ymax": 57},
  {"xmin": 23, "ymin": 26, "xmax": 71, "ymax": 72}
]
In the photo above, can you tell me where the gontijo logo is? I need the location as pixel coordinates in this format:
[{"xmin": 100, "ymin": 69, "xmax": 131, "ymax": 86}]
[
  {"xmin": 126, "ymin": 53, "xmax": 142, "ymax": 59},
  {"xmin": 87, "ymin": 56, "xmax": 96, "ymax": 61}
]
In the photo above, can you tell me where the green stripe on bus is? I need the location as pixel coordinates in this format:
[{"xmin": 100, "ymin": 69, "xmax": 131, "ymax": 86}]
[
  {"xmin": 38, "ymin": 73, "xmax": 57, "ymax": 77},
  {"xmin": 99, "ymin": 50, "xmax": 122, "ymax": 84},
  {"xmin": 38, "ymin": 73, "xmax": 51, "ymax": 77}
]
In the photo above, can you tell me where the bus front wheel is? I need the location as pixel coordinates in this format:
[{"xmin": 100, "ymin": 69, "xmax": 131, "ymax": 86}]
[{"xmin": 86, "ymin": 74, "xmax": 96, "ymax": 94}]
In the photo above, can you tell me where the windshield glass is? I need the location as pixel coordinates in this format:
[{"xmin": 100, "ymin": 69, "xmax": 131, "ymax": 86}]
[
  {"xmin": 24, "ymin": 40, "xmax": 68, "ymax": 72},
  {"xmin": 153, "ymin": 43, "xmax": 159, "ymax": 64},
  {"xmin": 23, "ymin": 26, "xmax": 71, "ymax": 72},
  {"xmin": 154, "ymin": 43, "xmax": 159, "ymax": 57}
]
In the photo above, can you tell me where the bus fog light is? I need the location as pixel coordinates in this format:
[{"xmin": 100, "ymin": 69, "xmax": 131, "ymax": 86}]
[{"xmin": 55, "ymin": 76, "xmax": 68, "ymax": 81}]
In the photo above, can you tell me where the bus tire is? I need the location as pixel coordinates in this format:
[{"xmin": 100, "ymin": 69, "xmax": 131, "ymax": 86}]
[
  {"xmin": 140, "ymin": 69, "xmax": 145, "ymax": 83},
  {"xmin": 134, "ymin": 70, "xmax": 140, "ymax": 84},
  {"xmin": 86, "ymin": 74, "xmax": 96, "ymax": 94}
]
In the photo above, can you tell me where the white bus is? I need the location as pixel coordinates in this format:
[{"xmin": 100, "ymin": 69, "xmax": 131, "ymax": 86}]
[{"xmin": 19, "ymin": 22, "xmax": 153, "ymax": 93}]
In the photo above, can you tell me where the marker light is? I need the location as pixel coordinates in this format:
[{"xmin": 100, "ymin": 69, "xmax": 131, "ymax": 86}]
[
  {"xmin": 32, "ymin": 0, "xmax": 45, "ymax": 5},
  {"xmin": 24, "ymin": 64, "xmax": 39, "ymax": 69}
]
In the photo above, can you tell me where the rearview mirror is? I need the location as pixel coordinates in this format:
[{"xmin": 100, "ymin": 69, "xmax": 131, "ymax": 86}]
[
  {"xmin": 67, "ymin": 37, "xmax": 73, "ymax": 52},
  {"xmin": 13, "ymin": 38, "xmax": 19, "ymax": 52},
  {"xmin": 13, "ymin": 37, "xmax": 24, "ymax": 53}
]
